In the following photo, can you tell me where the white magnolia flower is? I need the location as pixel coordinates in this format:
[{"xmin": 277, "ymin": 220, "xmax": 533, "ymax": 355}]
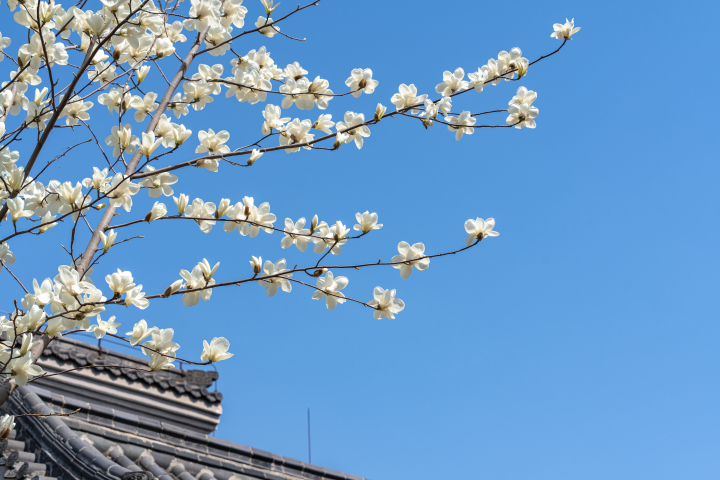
[
  {"xmin": 143, "ymin": 327, "xmax": 181, "ymax": 355},
  {"xmin": 435, "ymin": 68, "xmax": 469, "ymax": 96},
  {"xmin": 130, "ymin": 92, "xmax": 159, "ymax": 122},
  {"xmin": 506, "ymin": 103, "xmax": 538, "ymax": 129},
  {"xmin": 345, "ymin": 68, "xmax": 379, "ymax": 97},
  {"xmin": 7, "ymin": 198, "xmax": 33, "ymax": 223},
  {"xmin": 201, "ymin": 337, "xmax": 234, "ymax": 362},
  {"xmin": 138, "ymin": 165, "xmax": 178, "ymax": 197},
  {"xmin": 311, "ymin": 271, "xmax": 348, "ymax": 310},
  {"xmin": 106, "ymin": 174, "xmax": 140, "ymax": 212},
  {"xmin": 148, "ymin": 352, "xmax": 175, "ymax": 371},
  {"xmin": 126, "ymin": 319, "xmax": 157, "ymax": 346},
  {"xmin": 313, "ymin": 114, "xmax": 335, "ymax": 134},
  {"xmin": 551, "ymin": 18, "xmax": 581, "ymax": 40},
  {"xmin": 221, "ymin": 0, "xmax": 248, "ymax": 28},
  {"xmin": 374, "ymin": 103, "xmax": 387, "ymax": 121},
  {"xmin": 100, "ymin": 229, "xmax": 117, "ymax": 252},
  {"xmin": 174, "ymin": 194, "xmax": 189, "ymax": 214},
  {"xmin": 446, "ymin": 111, "xmax": 477, "ymax": 140},
  {"xmin": 390, "ymin": 84, "xmax": 427, "ymax": 114},
  {"xmin": 0, "ymin": 414, "xmax": 15, "ymax": 441},
  {"xmin": 367, "ymin": 287, "xmax": 405, "ymax": 320},
  {"xmin": 255, "ymin": 16, "xmax": 279, "ymax": 37},
  {"xmin": 261, "ymin": 104, "xmax": 290, "ymax": 134},
  {"xmin": 279, "ymin": 118, "xmax": 314, "ymax": 153},
  {"xmin": 224, "ymin": 196, "xmax": 276, "ymax": 237},
  {"xmin": 391, "ymin": 242, "xmax": 430, "ymax": 279},
  {"xmin": 354, "ymin": 211, "xmax": 382, "ymax": 233},
  {"xmin": 9, "ymin": 352, "xmax": 44, "ymax": 386},
  {"xmin": 281, "ymin": 218, "xmax": 311, "ymax": 251},
  {"xmin": 61, "ymin": 97, "xmax": 93, "ymax": 126},
  {"xmin": 147, "ymin": 202, "xmax": 167, "ymax": 222},
  {"xmin": 257, "ymin": 258, "xmax": 292, "ymax": 296},
  {"xmin": 105, "ymin": 269, "xmax": 135, "ymax": 296},
  {"xmin": 248, "ymin": 149, "xmax": 263, "ymax": 165},
  {"xmin": 509, "ymin": 86, "xmax": 537, "ymax": 106},
  {"xmin": 467, "ymin": 68, "xmax": 487, "ymax": 93},
  {"xmin": 196, "ymin": 128, "xmax": 230, "ymax": 155},
  {"xmin": 125, "ymin": 285, "xmax": 149, "ymax": 309},
  {"xmin": 498, "ymin": 48, "xmax": 528, "ymax": 80},
  {"xmin": 464, "ymin": 217, "xmax": 499, "ymax": 246},
  {"xmin": 250, "ymin": 255, "xmax": 263, "ymax": 274},
  {"xmin": 0, "ymin": 242, "xmax": 17, "ymax": 268},
  {"xmin": 185, "ymin": 198, "xmax": 217, "ymax": 233},
  {"xmin": 23, "ymin": 278, "xmax": 53, "ymax": 307},
  {"xmin": 136, "ymin": 132, "xmax": 164, "ymax": 157},
  {"xmin": 283, "ymin": 61, "xmax": 307, "ymax": 80},
  {"xmin": 106, "ymin": 124, "xmax": 138, "ymax": 157},
  {"xmin": 179, "ymin": 260, "xmax": 218, "ymax": 306},
  {"xmin": 261, "ymin": 0, "xmax": 281, "ymax": 15},
  {"xmin": 87, "ymin": 315, "xmax": 120, "ymax": 339},
  {"xmin": 336, "ymin": 111, "xmax": 370, "ymax": 149},
  {"xmin": 0, "ymin": 33, "xmax": 11, "ymax": 62}
]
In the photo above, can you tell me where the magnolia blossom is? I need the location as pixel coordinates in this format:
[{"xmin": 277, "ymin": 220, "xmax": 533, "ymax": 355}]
[
  {"xmin": 137, "ymin": 132, "xmax": 164, "ymax": 157},
  {"xmin": 61, "ymin": 97, "xmax": 93, "ymax": 126},
  {"xmin": 390, "ymin": 84, "xmax": 427, "ymax": 114},
  {"xmin": 126, "ymin": 319, "xmax": 157, "ymax": 346},
  {"xmin": 313, "ymin": 114, "xmax": 335, "ymax": 134},
  {"xmin": 100, "ymin": 229, "xmax": 117, "ymax": 252},
  {"xmin": 147, "ymin": 202, "xmax": 167, "ymax": 222},
  {"xmin": 196, "ymin": 128, "xmax": 230, "ymax": 156},
  {"xmin": 336, "ymin": 112, "xmax": 370, "ymax": 149},
  {"xmin": 138, "ymin": 165, "xmax": 178, "ymax": 197},
  {"xmin": 179, "ymin": 259, "xmax": 219, "ymax": 307},
  {"xmin": 498, "ymin": 48, "xmax": 528, "ymax": 80},
  {"xmin": 345, "ymin": 68, "xmax": 379, "ymax": 97},
  {"xmin": 436, "ymin": 68, "xmax": 469, "ymax": 96},
  {"xmin": 354, "ymin": 211, "xmax": 382, "ymax": 233},
  {"xmin": 106, "ymin": 174, "xmax": 140, "ymax": 212},
  {"xmin": 106, "ymin": 269, "xmax": 135, "ymax": 296},
  {"xmin": 391, "ymin": 242, "xmax": 430, "ymax": 279},
  {"xmin": 0, "ymin": 242, "xmax": 16, "ymax": 268},
  {"xmin": 201, "ymin": 337, "xmax": 234, "ymax": 362},
  {"xmin": 125, "ymin": 285, "xmax": 150, "ymax": 309},
  {"xmin": 224, "ymin": 196, "xmax": 276, "ymax": 237},
  {"xmin": 261, "ymin": 104, "xmax": 290, "ymax": 134},
  {"xmin": 311, "ymin": 271, "xmax": 348, "ymax": 310},
  {"xmin": 255, "ymin": 16, "xmax": 279, "ymax": 37},
  {"xmin": 9, "ymin": 352, "xmax": 43, "ymax": 386},
  {"xmin": 257, "ymin": 258, "xmax": 292, "ymax": 296},
  {"xmin": 279, "ymin": 119, "xmax": 314, "ymax": 153},
  {"xmin": 368, "ymin": 287, "xmax": 405, "ymax": 320},
  {"xmin": 130, "ymin": 92, "xmax": 159, "ymax": 122},
  {"xmin": 446, "ymin": 111, "xmax": 477, "ymax": 140},
  {"xmin": 106, "ymin": 124, "xmax": 138, "ymax": 157},
  {"xmin": 551, "ymin": 18, "xmax": 581, "ymax": 40},
  {"xmin": 281, "ymin": 218, "xmax": 311, "ymax": 251},
  {"xmin": 87, "ymin": 315, "xmax": 121, "ymax": 339},
  {"xmin": 464, "ymin": 217, "xmax": 499, "ymax": 245},
  {"xmin": 506, "ymin": 103, "xmax": 538, "ymax": 129},
  {"xmin": 0, "ymin": 414, "xmax": 15, "ymax": 441},
  {"xmin": 509, "ymin": 86, "xmax": 537, "ymax": 106}
]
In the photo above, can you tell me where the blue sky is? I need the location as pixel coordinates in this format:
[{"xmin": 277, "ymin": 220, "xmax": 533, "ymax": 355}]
[{"xmin": 2, "ymin": 0, "xmax": 720, "ymax": 479}]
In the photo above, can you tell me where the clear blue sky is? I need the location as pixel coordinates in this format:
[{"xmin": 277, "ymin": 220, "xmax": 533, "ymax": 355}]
[{"xmin": 2, "ymin": 0, "xmax": 719, "ymax": 479}]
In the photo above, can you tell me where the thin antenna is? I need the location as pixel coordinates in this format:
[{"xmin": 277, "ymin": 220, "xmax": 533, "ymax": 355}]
[{"xmin": 307, "ymin": 408, "xmax": 312, "ymax": 464}]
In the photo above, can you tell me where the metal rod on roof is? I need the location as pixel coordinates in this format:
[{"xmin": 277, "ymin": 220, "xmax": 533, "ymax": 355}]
[{"xmin": 307, "ymin": 408, "xmax": 312, "ymax": 464}]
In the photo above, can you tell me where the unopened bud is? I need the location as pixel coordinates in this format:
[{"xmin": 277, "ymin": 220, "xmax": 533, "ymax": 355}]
[
  {"xmin": 374, "ymin": 103, "xmax": 386, "ymax": 121},
  {"xmin": 310, "ymin": 215, "xmax": 319, "ymax": 234},
  {"xmin": 312, "ymin": 268, "xmax": 327, "ymax": 277},
  {"xmin": 517, "ymin": 62, "xmax": 528, "ymax": 78},
  {"xmin": 247, "ymin": 149, "xmax": 263, "ymax": 166},
  {"xmin": 94, "ymin": 203, "xmax": 106, "ymax": 210}
]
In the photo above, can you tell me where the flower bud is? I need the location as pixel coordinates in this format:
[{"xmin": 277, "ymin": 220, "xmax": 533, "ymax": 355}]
[
  {"xmin": 216, "ymin": 198, "xmax": 231, "ymax": 218},
  {"xmin": 146, "ymin": 202, "xmax": 167, "ymax": 222},
  {"xmin": 517, "ymin": 62, "xmax": 528, "ymax": 78},
  {"xmin": 374, "ymin": 103, "xmax": 386, "ymax": 121},
  {"xmin": 312, "ymin": 268, "xmax": 327, "ymax": 277},
  {"xmin": 310, "ymin": 215, "xmax": 319, "ymax": 234},
  {"xmin": 93, "ymin": 203, "xmax": 106, "ymax": 210},
  {"xmin": 250, "ymin": 256, "xmax": 262, "ymax": 275},
  {"xmin": 247, "ymin": 149, "xmax": 263, "ymax": 166},
  {"xmin": 174, "ymin": 194, "xmax": 189, "ymax": 215},
  {"xmin": 137, "ymin": 65, "xmax": 151, "ymax": 82},
  {"xmin": 162, "ymin": 279, "xmax": 184, "ymax": 297}
]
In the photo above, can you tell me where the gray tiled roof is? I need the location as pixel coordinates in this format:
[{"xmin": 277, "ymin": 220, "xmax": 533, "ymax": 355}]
[{"xmin": 2, "ymin": 338, "xmax": 370, "ymax": 480}]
